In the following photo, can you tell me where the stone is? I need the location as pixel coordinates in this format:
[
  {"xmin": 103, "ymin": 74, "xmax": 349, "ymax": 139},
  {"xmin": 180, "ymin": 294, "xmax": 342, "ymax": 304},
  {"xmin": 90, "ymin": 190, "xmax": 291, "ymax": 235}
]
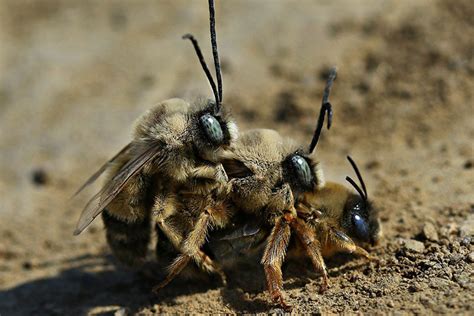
[
  {"xmin": 114, "ymin": 308, "xmax": 129, "ymax": 316},
  {"xmin": 404, "ymin": 239, "xmax": 425, "ymax": 253},
  {"xmin": 422, "ymin": 222, "xmax": 439, "ymax": 241},
  {"xmin": 460, "ymin": 214, "xmax": 474, "ymax": 237}
]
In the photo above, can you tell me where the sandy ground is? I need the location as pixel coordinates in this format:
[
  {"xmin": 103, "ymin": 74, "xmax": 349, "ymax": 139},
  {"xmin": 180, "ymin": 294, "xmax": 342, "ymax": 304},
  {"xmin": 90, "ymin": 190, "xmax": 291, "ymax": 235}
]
[{"xmin": 0, "ymin": 0, "xmax": 473, "ymax": 315}]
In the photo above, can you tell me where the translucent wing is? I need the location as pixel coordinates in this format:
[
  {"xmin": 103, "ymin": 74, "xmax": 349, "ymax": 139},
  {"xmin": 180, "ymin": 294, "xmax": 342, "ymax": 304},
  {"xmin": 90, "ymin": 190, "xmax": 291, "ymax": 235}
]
[
  {"xmin": 73, "ymin": 141, "xmax": 164, "ymax": 235},
  {"xmin": 221, "ymin": 158, "xmax": 253, "ymax": 179},
  {"xmin": 72, "ymin": 143, "xmax": 132, "ymax": 197},
  {"xmin": 220, "ymin": 222, "xmax": 261, "ymax": 241}
]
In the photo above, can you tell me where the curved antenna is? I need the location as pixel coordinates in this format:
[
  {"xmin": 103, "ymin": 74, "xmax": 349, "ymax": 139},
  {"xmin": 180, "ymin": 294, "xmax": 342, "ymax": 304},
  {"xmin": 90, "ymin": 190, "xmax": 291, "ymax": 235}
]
[
  {"xmin": 308, "ymin": 66, "xmax": 337, "ymax": 153},
  {"xmin": 347, "ymin": 155, "xmax": 368, "ymax": 199},
  {"xmin": 208, "ymin": 0, "xmax": 223, "ymax": 107},
  {"xmin": 345, "ymin": 176, "xmax": 366, "ymax": 201},
  {"xmin": 182, "ymin": 34, "xmax": 219, "ymax": 105}
]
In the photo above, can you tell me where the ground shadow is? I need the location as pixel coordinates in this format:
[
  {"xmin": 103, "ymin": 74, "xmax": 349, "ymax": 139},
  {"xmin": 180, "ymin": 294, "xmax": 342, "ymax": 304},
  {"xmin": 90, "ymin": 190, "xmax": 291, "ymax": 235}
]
[
  {"xmin": 0, "ymin": 251, "xmax": 374, "ymax": 315},
  {"xmin": 0, "ymin": 254, "xmax": 221, "ymax": 316},
  {"xmin": 217, "ymin": 252, "xmax": 375, "ymax": 312}
]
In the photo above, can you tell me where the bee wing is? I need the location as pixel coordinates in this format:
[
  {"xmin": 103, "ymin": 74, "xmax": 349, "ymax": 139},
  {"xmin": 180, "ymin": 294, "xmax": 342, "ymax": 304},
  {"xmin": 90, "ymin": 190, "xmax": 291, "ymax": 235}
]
[
  {"xmin": 72, "ymin": 143, "xmax": 132, "ymax": 197},
  {"xmin": 73, "ymin": 141, "xmax": 164, "ymax": 235},
  {"xmin": 220, "ymin": 222, "xmax": 261, "ymax": 240},
  {"xmin": 221, "ymin": 158, "xmax": 253, "ymax": 179}
]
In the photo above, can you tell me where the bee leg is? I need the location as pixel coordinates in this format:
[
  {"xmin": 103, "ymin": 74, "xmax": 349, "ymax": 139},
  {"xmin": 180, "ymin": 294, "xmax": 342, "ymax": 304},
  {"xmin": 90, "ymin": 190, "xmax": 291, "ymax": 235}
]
[
  {"xmin": 194, "ymin": 249, "xmax": 227, "ymax": 286},
  {"xmin": 155, "ymin": 217, "xmax": 183, "ymax": 250},
  {"xmin": 154, "ymin": 209, "xmax": 227, "ymax": 291},
  {"xmin": 152, "ymin": 254, "xmax": 191, "ymax": 292},
  {"xmin": 266, "ymin": 184, "xmax": 295, "ymax": 217},
  {"xmin": 261, "ymin": 216, "xmax": 292, "ymax": 311},
  {"xmin": 190, "ymin": 164, "xmax": 228, "ymax": 183},
  {"xmin": 332, "ymin": 229, "xmax": 379, "ymax": 262},
  {"xmin": 182, "ymin": 208, "xmax": 227, "ymax": 284},
  {"xmin": 353, "ymin": 245, "xmax": 379, "ymax": 262},
  {"xmin": 290, "ymin": 218, "xmax": 330, "ymax": 293}
]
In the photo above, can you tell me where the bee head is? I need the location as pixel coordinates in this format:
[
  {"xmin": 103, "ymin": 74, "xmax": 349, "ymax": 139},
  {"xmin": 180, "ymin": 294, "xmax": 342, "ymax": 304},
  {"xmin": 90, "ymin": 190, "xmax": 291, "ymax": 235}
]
[
  {"xmin": 281, "ymin": 67, "xmax": 337, "ymax": 196},
  {"xmin": 184, "ymin": 0, "xmax": 239, "ymax": 159},
  {"xmin": 341, "ymin": 156, "xmax": 380, "ymax": 246}
]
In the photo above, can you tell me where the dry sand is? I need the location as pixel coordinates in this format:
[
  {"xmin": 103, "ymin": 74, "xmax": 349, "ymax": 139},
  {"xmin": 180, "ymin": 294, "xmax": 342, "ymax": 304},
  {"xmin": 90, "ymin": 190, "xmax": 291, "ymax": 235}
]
[{"xmin": 0, "ymin": 0, "xmax": 473, "ymax": 314}]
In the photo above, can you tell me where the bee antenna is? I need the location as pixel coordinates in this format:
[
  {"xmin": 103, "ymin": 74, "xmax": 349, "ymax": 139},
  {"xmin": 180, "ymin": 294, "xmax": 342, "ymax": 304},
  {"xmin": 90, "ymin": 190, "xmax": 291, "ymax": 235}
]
[
  {"xmin": 209, "ymin": 0, "xmax": 223, "ymax": 108},
  {"xmin": 345, "ymin": 176, "xmax": 366, "ymax": 201},
  {"xmin": 347, "ymin": 156, "xmax": 368, "ymax": 199},
  {"xmin": 182, "ymin": 34, "xmax": 219, "ymax": 106},
  {"xmin": 308, "ymin": 66, "xmax": 337, "ymax": 153}
]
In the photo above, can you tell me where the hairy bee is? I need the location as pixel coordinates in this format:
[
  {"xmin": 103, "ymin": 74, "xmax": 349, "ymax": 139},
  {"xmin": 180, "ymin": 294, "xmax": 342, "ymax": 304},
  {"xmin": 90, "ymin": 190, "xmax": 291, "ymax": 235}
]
[
  {"xmin": 297, "ymin": 156, "xmax": 382, "ymax": 256},
  {"xmin": 149, "ymin": 67, "xmax": 336, "ymax": 295},
  {"xmin": 74, "ymin": 0, "xmax": 236, "ymax": 278},
  {"xmin": 207, "ymin": 157, "xmax": 381, "ymax": 311},
  {"xmin": 204, "ymin": 68, "xmax": 337, "ymax": 309}
]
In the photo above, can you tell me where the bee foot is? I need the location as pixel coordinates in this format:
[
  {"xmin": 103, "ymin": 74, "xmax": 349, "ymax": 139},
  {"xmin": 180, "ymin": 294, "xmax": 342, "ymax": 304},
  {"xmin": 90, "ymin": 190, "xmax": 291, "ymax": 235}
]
[
  {"xmin": 151, "ymin": 284, "xmax": 164, "ymax": 295},
  {"xmin": 220, "ymin": 274, "xmax": 228, "ymax": 287},
  {"xmin": 319, "ymin": 277, "xmax": 331, "ymax": 293},
  {"xmin": 272, "ymin": 294, "xmax": 292, "ymax": 312},
  {"xmin": 152, "ymin": 272, "xmax": 180, "ymax": 294}
]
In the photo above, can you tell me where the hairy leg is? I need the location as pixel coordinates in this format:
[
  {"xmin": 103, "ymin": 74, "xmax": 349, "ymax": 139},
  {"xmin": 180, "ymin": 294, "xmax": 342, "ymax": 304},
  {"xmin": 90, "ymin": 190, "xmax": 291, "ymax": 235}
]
[
  {"xmin": 290, "ymin": 218, "xmax": 329, "ymax": 291},
  {"xmin": 332, "ymin": 229, "xmax": 378, "ymax": 262},
  {"xmin": 153, "ymin": 208, "xmax": 227, "ymax": 291},
  {"xmin": 261, "ymin": 216, "xmax": 292, "ymax": 311}
]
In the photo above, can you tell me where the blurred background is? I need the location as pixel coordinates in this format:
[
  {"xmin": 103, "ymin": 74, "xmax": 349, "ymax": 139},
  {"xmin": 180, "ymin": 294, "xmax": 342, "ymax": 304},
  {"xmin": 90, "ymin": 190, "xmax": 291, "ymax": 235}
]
[{"xmin": 0, "ymin": 0, "xmax": 472, "ymax": 314}]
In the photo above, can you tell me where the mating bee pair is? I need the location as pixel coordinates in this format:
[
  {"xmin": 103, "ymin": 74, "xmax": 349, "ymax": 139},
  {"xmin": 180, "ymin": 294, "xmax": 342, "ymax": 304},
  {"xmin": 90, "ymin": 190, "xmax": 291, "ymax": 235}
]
[{"xmin": 73, "ymin": 0, "xmax": 381, "ymax": 310}]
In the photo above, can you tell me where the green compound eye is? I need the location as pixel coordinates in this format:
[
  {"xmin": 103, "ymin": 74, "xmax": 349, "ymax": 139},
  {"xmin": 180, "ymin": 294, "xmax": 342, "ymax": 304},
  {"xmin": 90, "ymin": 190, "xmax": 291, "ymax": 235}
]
[
  {"xmin": 200, "ymin": 113, "xmax": 224, "ymax": 144},
  {"xmin": 291, "ymin": 155, "xmax": 312, "ymax": 188}
]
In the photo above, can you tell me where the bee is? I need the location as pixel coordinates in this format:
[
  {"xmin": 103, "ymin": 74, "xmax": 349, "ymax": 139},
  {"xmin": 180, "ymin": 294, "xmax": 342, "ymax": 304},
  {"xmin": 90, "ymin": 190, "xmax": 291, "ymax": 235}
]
[
  {"xmin": 73, "ymin": 0, "xmax": 237, "ymax": 280},
  {"xmin": 296, "ymin": 156, "xmax": 382, "ymax": 258},
  {"xmin": 150, "ymin": 67, "xmax": 336, "ymax": 295},
  {"xmin": 207, "ymin": 157, "xmax": 381, "ymax": 311},
  {"xmin": 210, "ymin": 68, "xmax": 337, "ymax": 310}
]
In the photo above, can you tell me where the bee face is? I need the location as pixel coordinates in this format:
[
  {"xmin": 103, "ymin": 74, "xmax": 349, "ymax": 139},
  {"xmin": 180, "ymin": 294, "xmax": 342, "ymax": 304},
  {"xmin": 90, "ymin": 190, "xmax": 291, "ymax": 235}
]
[{"xmin": 342, "ymin": 194, "xmax": 380, "ymax": 246}]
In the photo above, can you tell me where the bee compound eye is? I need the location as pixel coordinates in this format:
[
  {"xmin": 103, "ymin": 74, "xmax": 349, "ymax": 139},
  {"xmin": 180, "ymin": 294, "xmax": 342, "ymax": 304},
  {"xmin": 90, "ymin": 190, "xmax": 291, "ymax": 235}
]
[
  {"xmin": 352, "ymin": 213, "xmax": 369, "ymax": 241},
  {"xmin": 200, "ymin": 113, "xmax": 224, "ymax": 144},
  {"xmin": 290, "ymin": 155, "xmax": 312, "ymax": 188}
]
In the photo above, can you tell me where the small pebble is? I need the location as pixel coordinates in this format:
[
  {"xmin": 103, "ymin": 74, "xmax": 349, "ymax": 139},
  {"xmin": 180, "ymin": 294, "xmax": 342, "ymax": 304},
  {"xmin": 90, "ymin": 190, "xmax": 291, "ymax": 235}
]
[
  {"xmin": 461, "ymin": 236, "xmax": 471, "ymax": 247},
  {"xmin": 408, "ymin": 282, "xmax": 423, "ymax": 292},
  {"xmin": 460, "ymin": 214, "xmax": 474, "ymax": 237},
  {"xmin": 22, "ymin": 261, "xmax": 32, "ymax": 270},
  {"xmin": 114, "ymin": 308, "xmax": 129, "ymax": 316},
  {"xmin": 422, "ymin": 222, "xmax": 439, "ymax": 241},
  {"xmin": 468, "ymin": 252, "xmax": 474, "ymax": 263},
  {"xmin": 404, "ymin": 239, "xmax": 425, "ymax": 253}
]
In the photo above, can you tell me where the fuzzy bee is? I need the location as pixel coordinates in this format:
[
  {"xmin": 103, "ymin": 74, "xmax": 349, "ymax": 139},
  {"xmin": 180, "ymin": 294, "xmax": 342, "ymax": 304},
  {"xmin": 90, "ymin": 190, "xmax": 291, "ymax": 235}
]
[
  {"xmin": 297, "ymin": 156, "xmax": 382, "ymax": 257},
  {"xmin": 201, "ymin": 68, "xmax": 337, "ymax": 310},
  {"xmin": 148, "ymin": 66, "xmax": 336, "ymax": 296},
  {"xmin": 73, "ymin": 0, "xmax": 236, "ymax": 279},
  {"xmin": 207, "ymin": 157, "xmax": 381, "ymax": 311}
]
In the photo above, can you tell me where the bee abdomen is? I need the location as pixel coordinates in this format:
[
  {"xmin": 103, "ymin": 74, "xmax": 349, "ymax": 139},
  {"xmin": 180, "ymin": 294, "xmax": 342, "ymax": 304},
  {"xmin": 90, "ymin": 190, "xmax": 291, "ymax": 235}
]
[{"xmin": 102, "ymin": 209, "xmax": 151, "ymax": 267}]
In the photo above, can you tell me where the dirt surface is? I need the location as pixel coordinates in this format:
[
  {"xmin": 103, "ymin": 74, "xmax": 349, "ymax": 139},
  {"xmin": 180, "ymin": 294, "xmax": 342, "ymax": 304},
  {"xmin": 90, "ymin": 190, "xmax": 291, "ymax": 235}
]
[{"xmin": 0, "ymin": 0, "xmax": 473, "ymax": 315}]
